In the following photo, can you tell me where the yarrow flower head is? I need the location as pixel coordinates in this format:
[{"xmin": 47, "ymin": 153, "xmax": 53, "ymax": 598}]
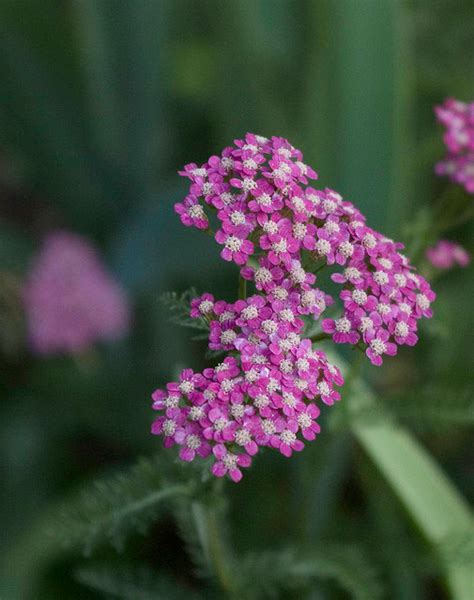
[
  {"xmin": 152, "ymin": 133, "xmax": 435, "ymax": 481},
  {"xmin": 426, "ymin": 240, "xmax": 470, "ymax": 270},
  {"xmin": 435, "ymin": 98, "xmax": 474, "ymax": 193},
  {"xmin": 23, "ymin": 231, "xmax": 130, "ymax": 355}
]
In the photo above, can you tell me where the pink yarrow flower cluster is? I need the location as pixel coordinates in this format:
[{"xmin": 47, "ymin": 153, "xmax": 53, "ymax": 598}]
[
  {"xmin": 152, "ymin": 133, "xmax": 435, "ymax": 481},
  {"xmin": 24, "ymin": 231, "xmax": 130, "ymax": 355},
  {"xmin": 426, "ymin": 240, "xmax": 470, "ymax": 270},
  {"xmin": 435, "ymin": 98, "xmax": 474, "ymax": 193}
]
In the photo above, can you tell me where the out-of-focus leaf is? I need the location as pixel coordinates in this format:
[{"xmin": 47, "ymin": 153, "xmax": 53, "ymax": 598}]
[
  {"xmin": 326, "ymin": 349, "xmax": 474, "ymax": 600},
  {"xmin": 239, "ymin": 545, "xmax": 383, "ymax": 600},
  {"xmin": 76, "ymin": 564, "xmax": 202, "ymax": 600}
]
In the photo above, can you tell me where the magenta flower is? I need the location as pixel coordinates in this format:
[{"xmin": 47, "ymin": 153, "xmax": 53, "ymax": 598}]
[
  {"xmin": 365, "ymin": 328, "xmax": 397, "ymax": 366},
  {"xmin": 426, "ymin": 240, "xmax": 470, "ymax": 270},
  {"xmin": 211, "ymin": 444, "xmax": 251, "ymax": 482},
  {"xmin": 215, "ymin": 230, "xmax": 254, "ymax": 265},
  {"xmin": 23, "ymin": 231, "xmax": 130, "ymax": 356},
  {"xmin": 151, "ymin": 132, "xmax": 436, "ymax": 482},
  {"xmin": 435, "ymin": 98, "xmax": 474, "ymax": 193}
]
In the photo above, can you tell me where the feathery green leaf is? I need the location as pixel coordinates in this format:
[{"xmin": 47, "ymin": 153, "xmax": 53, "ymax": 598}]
[
  {"xmin": 75, "ymin": 563, "xmax": 202, "ymax": 600},
  {"xmin": 160, "ymin": 288, "xmax": 210, "ymax": 332},
  {"xmin": 239, "ymin": 545, "xmax": 383, "ymax": 600},
  {"xmin": 51, "ymin": 454, "xmax": 192, "ymax": 555}
]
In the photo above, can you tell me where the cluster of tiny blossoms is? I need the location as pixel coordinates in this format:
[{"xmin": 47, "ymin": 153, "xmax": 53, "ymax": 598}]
[
  {"xmin": 151, "ymin": 134, "xmax": 434, "ymax": 482},
  {"xmin": 426, "ymin": 240, "xmax": 470, "ymax": 270},
  {"xmin": 435, "ymin": 98, "xmax": 474, "ymax": 193},
  {"xmin": 24, "ymin": 231, "xmax": 130, "ymax": 355}
]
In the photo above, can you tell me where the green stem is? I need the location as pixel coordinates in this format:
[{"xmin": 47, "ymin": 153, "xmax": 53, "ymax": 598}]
[
  {"xmin": 238, "ymin": 275, "xmax": 247, "ymax": 300},
  {"xmin": 310, "ymin": 332, "xmax": 331, "ymax": 343},
  {"xmin": 191, "ymin": 485, "xmax": 238, "ymax": 596}
]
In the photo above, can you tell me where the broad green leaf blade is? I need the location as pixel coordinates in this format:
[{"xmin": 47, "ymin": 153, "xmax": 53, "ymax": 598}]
[{"xmin": 328, "ymin": 350, "xmax": 473, "ymax": 600}]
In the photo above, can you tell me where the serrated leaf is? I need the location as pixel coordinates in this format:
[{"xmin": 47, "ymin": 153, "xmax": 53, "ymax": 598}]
[
  {"xmin": 239, "ymin": 545, "xmax": 383, "ymax": 600},
  {"xmin": 75, "ymin": 563, "xmax": 202, "ymax": 600},
  {"xmin": 160, "ymin": 288, "xmax": 210, "ymax": 333},
  {"xmin": 51, "ymin": 454, "xmax": 192, "ymax": 555}
]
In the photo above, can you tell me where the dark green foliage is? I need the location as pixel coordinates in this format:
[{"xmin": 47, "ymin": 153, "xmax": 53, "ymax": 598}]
[
  {"xmin": 238, "ymin": 545, "xmax": 383, "ymax": 600},
  {"xmin": 1, "ymin": 1, "xmax": 473, "ymax": 598},
  {"xmin": 160, "ymin": 288, "xmax": 210, "ymax": 334},
  {"xmin": 51, "ymin": 455, "xmax": 193, "ymax": 555},
  {"xmin": 75, "ymin": 564, "xmax": 202, "ymax": 600}
]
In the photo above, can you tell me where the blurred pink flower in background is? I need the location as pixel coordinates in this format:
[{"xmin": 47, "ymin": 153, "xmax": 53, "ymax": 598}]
[
  {"xmin": 425, "ymin": 240, "xmax": 470, "ymax": 270},
  {"xmin": 435, "ymin": 98, "xmax": 474, "ymax": 193},
  {"xmin": 23, "ymin": 231, "xmax": 130, "ymax": 355}
]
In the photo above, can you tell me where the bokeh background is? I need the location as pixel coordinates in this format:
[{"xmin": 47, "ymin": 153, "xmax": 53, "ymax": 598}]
[{"xmin": 1, "ymin": 1, "xmax": 473, "ymax": 599}]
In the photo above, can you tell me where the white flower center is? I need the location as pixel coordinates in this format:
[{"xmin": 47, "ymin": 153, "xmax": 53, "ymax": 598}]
[
  {"xmin": 243, "ymin": 158, "xmax": 258, "ymax": 170},
  {"xmin": 359, "ymin": 317, "xmax": 373, "ymax": 332},
  {"xmin": 261, "ymin": 319, "xmax": 277, "ymax": 335},
  {"xmin": 352, "ymin": 289, "xmax": 367, "ymax": 305},
  {"xmin": 298, "ymin": 413, "xmax": 312, "ymax": 428},
  {"xmin": 219, "ymin": 310, "xmax": 235, "ymax": 322},
  {"xmin": 257, "ymin": 193, "xmax": 272, "ymax": 206},
  {"xmin": 296, "ymin": 358, "xmax": 309, "ymax": 371},
  {"xmin": 220, "ymin": 330, "xmax": 237, "ymax": 345},
  {"xmin": 363, "ymin": 233, "xmax": 377, "ymax": 248},
  {"xmin": 262, "ymin": 419, "xmax": 276, "ymax": 435},
  {"xmin": 416, "ymin": 294, "xmax": 430, "ymax": 310},
  {"xmin": 293, "ymin": 223, "xmax": 307, "ymax": 239},
  {"xmin": 338, "ymin": 241, "xmax": 354, "ymax": 257},
  {"xmin": 221, "ymin": 157, "xmax": 234, "ymax": 170},
  {"xmin": 189, "ymin": 204, "xmax": 206, "ymax": 219},
  {"xmin": 202, "ymin": 182, "xmax": 213, "ymax": 196},
  {"xmin": 179, "ymin": 381, "xmax": 194, "ymax": 394},
  {"xmin": 282, "ymin": 392, "xmax": 297, "ymax": 407},
  {"xmin": 280, "ymin": 430, "xmax": 296, "ymax": 444},
  {"xmin": 394, "ymin": 274, "xmax": 407, "ymax": 287},
  {"xmin": 254, "ymin": 394, "xmax": 269, "ymax": 408},
  {"xmin": 370, "ymin": 339, "xmax": 386, "ymax": 355},
  {"xmin": 377, "ymin": 303, "xmax": 391, "ymax": 315},
  {"xmin": 279, "ymin": 308, "xmax": 294, "ymax": 322},
  {"xmin": 199, "ymin": 300, "xmax": 213, "ymax": 314},
  {"xmin": 235, "ymin": 429, "xmax": 251, "ymax": 446},
  {"xmin": 315, "ymin": 239, "xmax": 331, "ymax": 255},
  {"xmin": 323, "ymin": 199, "xmax": 337, "ymax": 213},
  {"xmin": 230, "ymin": 211, "xmax": 246, "ymax": 225},
  {"xmin": 272, "ymin": 239, "xmax": 288, "ymax": 254},
  {"xmin": 163, "ymin": 419, "xmax": 177, "ymax": 436},
  {"xmin": 378, "ymin": 258, "xmax": 393, "ymax": 269},
  {"xmin": 189, "ymin": 406, "xmax": 204, "ymax": 420},
  {"xmin": 214, "ymin": 417, "xmax": 228, "ymax": 431},
  {"xmin": 279, "ymin": 359, "xmax": 293, "ymax": 373},
  {"xmin": 225, "ymin": 236, "xmax": 243, "ymax": 252},
  {"xmin": 241, "ymin": 178, "xmax": 257, "ymax": 192},
  {"xmin": 255, "ymin": 267, "xmax": 272, "ymax": 285},
  {"xmin": 335, "ymin": 317, "xmax": 351, "ymax": 333},
  {"xmin": 373, "ymin": 271, "xmax": 389, "ymax": 286},
  {"xmin": 395, "ymin": 322, "xmax": 409, "ymax": 337},
  {"xmin": 317, "ymin": 381, "xmax": 330, "ymax": 396},
  {"xmin": 231, "ymin": 404, "xmax": 245, "ymax": 418},
  {"xmin": 344, "ymin": 267, "xmax": 361, "ymax": 282},
  {"xmin": 399, "ymin": 302, "xmax": 412, "ymax": 315},
  {"xmin": 242, "ymin": 305, "xmax": 258, "ymax": 320},
  {"xmin": 222, "ymin": 453, "xmax": 238, "ymax": 469},
  {"xmin": 186, "ymin": 434, "xmax": 201, "ymax": 449},
  {"xmin": 191, "ymin": 167, "xmax": 207, "ymax": 177}
]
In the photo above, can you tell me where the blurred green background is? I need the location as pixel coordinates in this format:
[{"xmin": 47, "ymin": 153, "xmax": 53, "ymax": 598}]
[{"xmin": 1, "ymin": 1, "xmax": 473, "ymax": 598}]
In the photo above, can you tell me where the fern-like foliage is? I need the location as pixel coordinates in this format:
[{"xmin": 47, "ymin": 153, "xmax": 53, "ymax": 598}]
[
  {"xmin": 238, "ymin": 545, "xmax": 383, "ymax": 600},
  {"xmin": 51, "ymin": 454, "xmax": 194, "ymax": 555},
  {"xmin": 160, "ymin": 288, "xmax": 209, "ymax": 334},
  {"xmin": 75, "ymin": 563, "xmax": 203, "ymax": 599}
]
